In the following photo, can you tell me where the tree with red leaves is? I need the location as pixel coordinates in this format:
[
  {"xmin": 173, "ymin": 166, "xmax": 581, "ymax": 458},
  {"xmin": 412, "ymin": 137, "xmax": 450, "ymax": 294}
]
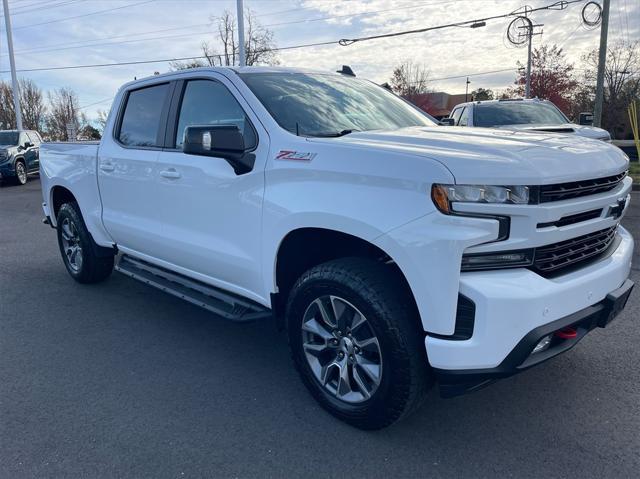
[{"xmin": 514, "ymin": 44, "xmax": 578, "ymax": 114}]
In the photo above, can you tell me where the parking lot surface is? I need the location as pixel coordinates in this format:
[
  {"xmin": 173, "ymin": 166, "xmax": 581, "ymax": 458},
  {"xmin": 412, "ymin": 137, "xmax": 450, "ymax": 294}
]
[{"xmin": 1, "ymin": 178, "xmax": 639, "ymax": 478}]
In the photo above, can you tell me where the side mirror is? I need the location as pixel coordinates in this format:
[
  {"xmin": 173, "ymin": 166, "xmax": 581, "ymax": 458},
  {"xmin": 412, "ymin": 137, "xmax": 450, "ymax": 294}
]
[
  {"xmin": 439, "ymin": 118, "xmax": 455, "ymax": 126},
  {"xmin": 24, "ymin": 141, "xmax": 34, "ymax": 148},
  {"xmin": 183, "ymin": 125, "xmax": 254, "ymax": 174}
]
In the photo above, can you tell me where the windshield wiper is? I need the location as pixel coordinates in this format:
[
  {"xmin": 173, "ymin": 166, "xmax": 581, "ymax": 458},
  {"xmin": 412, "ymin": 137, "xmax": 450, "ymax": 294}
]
[{"xmin": 312, "ymin": 129, "xmax": 359, "ymax": 138}]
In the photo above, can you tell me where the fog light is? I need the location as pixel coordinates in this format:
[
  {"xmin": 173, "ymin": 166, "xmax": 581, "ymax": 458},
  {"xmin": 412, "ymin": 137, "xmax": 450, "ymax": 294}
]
[{"xmin": 532, "ymin": 334, "xmax": 553, "ymax": 354}]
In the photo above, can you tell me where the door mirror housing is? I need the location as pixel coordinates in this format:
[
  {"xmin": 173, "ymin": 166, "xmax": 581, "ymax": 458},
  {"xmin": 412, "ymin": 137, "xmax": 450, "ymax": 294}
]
[
  {"xmin": 24, "ymin": 141, "xmax": 34, "ymax": 148},
  {"xmin": 182, "ymin": 125, "xmax": 255, "ymax": 174},
  {"xmin": 439, "ymin": 118, "xmax": 455, "ymax": 126}
]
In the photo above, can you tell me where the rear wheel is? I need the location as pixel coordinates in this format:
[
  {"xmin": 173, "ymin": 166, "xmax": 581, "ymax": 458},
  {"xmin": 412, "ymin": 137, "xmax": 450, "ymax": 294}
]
[
  {"xmin": 14, "ymin": 160, "xmax": 27, "ymax": 185},
  {"xmin": 56, "ymin": 202, "xmax": 114, "ymax": 283},
  {"xmin": 286, "ymin": 257, "xmax": 432, "ymax": 429}
]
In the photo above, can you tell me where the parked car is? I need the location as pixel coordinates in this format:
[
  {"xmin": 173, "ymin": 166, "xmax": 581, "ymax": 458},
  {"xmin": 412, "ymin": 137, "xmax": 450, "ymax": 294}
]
[
  {"xmin": 39, "ymin": 67, "xmax": 634, "ymax": 429},
  {"xmin": 443, "ymin": 98, "xmax": 612, "ymax": 141},
  {"xmin": 0, "ymin": 130, "xmax": 42, "ymax": 185}
]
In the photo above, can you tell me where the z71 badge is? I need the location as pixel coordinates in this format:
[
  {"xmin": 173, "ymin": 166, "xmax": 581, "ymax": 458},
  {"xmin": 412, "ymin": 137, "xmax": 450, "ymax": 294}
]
[{"xmin": 275, "ymin": 150, "xmax": 317, "ymax": 161}]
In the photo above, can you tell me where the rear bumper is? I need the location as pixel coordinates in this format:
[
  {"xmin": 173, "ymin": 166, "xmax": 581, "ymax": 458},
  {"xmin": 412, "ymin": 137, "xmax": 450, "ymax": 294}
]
[{"xmin": 436, "ymin": 278, "xmax": 634, "ymax": 397}]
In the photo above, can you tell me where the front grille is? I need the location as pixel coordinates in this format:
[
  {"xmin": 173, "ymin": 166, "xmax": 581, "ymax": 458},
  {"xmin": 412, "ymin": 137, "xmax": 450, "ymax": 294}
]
[
  {"xmin": 535, "ymin": 172, "xmax": 626, "ymax": 203},
  {"xmin": 533, "ymin": 226, "xmax": 618, "ymax": 275}
]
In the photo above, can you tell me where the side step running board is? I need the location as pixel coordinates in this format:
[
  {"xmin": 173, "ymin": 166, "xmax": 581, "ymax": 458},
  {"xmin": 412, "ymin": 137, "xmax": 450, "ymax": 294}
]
[{"xmin": 115, "ymin": 254, "xmax": 272, "ymax": 322}]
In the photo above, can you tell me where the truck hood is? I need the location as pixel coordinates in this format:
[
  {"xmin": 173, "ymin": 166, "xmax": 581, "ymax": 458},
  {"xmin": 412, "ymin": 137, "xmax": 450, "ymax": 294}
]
[
  {"xmin": 496, "ymin": 123, "xmax": 611, "ymax": 141},
  {"xmin": 327, "ymin": 126, "xmax": 627, "ymax": 185}
]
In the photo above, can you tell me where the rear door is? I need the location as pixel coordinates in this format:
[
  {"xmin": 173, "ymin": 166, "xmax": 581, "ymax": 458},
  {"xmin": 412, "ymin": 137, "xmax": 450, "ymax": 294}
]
[
  {"xmin": 97, "ymin": 81, "xmax": 174, "ymax": 257},
  {"xmin": 153, "ymin": 75, "xmax": 268, "ymax": 298}
]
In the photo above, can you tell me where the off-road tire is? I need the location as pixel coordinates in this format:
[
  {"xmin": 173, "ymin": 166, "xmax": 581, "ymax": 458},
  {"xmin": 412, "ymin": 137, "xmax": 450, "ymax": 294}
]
[
  {"xmin": 286, "ymin": 257, "xmax": 433, "ymax": 430},
  {"xmin": 56, "ymin": 202, "xmax": 114, "ymax": 283}
]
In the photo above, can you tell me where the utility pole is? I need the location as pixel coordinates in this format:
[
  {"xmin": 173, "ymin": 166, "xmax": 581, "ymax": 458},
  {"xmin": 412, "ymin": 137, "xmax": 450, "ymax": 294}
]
[
  {"xmin": 593, "ymin": 0, "xmax": 610, "ymax": 128},
  {"xmin": 465, "ymin": 77, "xmax": 470, "ymax": 102},
  {"xmin": 236, "ymin": 0, "xmax": 246, "ymax": 67},
  {"xmin": 525, "ymin": 23, "xmax": 533, "ymax": 99},
  {"xmin": 2, "ymin": 0, "xmax": 23, "ymax": 130}
]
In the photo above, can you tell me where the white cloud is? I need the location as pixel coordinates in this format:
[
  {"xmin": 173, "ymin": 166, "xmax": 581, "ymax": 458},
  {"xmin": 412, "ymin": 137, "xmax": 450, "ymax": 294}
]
[{"xmin": 0, "ymin": 0, "xmax": 637, "ymax": 119}]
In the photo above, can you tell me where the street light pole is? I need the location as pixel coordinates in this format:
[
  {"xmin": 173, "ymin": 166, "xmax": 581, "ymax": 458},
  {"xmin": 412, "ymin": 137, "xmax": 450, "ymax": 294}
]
[
  {"xmin": 236, "ymin": 0, "xmax": 246, "ymax": 67},
  {"xmin": 2, "ymin": 0, "xmax": 23, "ymax": 130},
  {"xmin": 593, "ymin": 0, "xmax": 610, "ymax": 128},
  {"xmin": 465, "ymin": 77, "xmax": 470, "ymax": 102}
]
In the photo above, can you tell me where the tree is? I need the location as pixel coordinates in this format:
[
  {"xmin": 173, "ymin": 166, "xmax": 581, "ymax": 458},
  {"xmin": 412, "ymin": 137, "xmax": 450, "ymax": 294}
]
[
  {"xmin": 514, "ymin": 44, "xmax": 578, "ymax": 113},
  {"xmin": 96, "ymin": 109, "xmax": 109, "ymax": 133},
  {"xmin": 471, "ymin": 88, "xmax": 494, "ymax": 101},
  {"xmin": 583, "ymin": 41, "xmax": 640, "ymax": 138},
  {"xmin": 20, "ymin": 79, "xmax": 46, "ymax": 131},
  {"xmin": 172, "ymin": 9, "xmax": 278, "ymax": 70},
  {"xmin": 46, "ymin": 87, "xmax": 83, "ymax": 141},
  {"xmin": 389, "ymin": 61, "xmax": 436, "ymax": 113},
  {"xmin": 0, "ymin": 79, "xmax": 47, "ymax": 131},
  {"xmin": 79, "ymin": 124, "xmax": 101, "ymax": 140}
]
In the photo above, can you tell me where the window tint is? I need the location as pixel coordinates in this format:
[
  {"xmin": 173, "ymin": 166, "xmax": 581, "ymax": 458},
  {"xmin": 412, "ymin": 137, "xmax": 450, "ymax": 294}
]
[
  {"xmin": 118, "ymin": 83, "xmax": 169, "ymax": 147},
  {"xmin": 473, "ymin": 102, "xmax": 568, "ymax": 127},
  {"xmin": 458, "ymin": 107, "xmax": 469, "ymax": 126},
  {"xmin": 240, "ymin": 73, "xmax": 435, "ymax": 137},
  {"xmin": 19, "ymin": 133, "xmax": 29, "ymax": 146},
  {"xmin": 450, "ymin": 108, "xmax": 462, "ymax": 124},
  {"xmin": 175, "ymin": 80, "xmax": 256, "ymax": 149}
]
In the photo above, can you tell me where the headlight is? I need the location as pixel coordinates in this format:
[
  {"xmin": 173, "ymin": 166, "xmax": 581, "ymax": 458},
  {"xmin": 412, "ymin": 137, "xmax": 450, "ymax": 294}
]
[{"xmin": 432, "ymin": 184, "xmax": 530, "ymax": 214}]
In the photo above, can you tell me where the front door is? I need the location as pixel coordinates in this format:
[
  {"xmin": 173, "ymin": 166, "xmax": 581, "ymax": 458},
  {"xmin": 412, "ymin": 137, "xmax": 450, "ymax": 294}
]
[{"xmin": 154, "ymin": 77, "xmax": 268, "ymax": 299}]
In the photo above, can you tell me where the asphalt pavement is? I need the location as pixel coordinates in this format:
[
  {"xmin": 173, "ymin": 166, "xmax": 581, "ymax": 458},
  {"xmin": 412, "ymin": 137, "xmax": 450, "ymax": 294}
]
[{"xmin": 1, "ymin": 178, "xmax": 639, "ymax": 478}]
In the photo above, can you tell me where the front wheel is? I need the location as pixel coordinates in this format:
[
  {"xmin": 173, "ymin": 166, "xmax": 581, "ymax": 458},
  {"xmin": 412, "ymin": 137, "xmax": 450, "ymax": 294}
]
[
  {"xmin": 286, "ymin": 258, "xmax": 433, "ymax": 429},
  {"xmin": 56, "ymin": 202, "xmax": 114, "ymax": 283},
  {"xmin": 14, "ymin": 160, "xmax": 28, "ymax": 185}
]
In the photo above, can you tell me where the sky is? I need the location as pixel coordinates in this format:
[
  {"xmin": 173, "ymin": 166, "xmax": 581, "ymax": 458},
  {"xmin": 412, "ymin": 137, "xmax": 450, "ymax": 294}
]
[{"xmin": 0, "ymin": 0, "xmax": 637, "ymax": 121}]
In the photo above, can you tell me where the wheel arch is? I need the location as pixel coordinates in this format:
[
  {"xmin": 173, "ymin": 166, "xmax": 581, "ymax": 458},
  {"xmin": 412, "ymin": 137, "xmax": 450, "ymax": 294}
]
[
  {"xmin": 51, "ymin": 185, "xmax": 78, "ymax": 222},
  {"xmin": 271, "ymin": 227, "xmax": 420, "ymax": 329}
]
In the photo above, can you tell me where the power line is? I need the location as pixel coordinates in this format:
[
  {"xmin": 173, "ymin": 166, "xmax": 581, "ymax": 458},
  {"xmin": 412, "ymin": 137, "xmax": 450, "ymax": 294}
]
[
  {"xmin": 5, "ymin": 0, "xmax": 85, "ymax": 16},
  {"xmin": 339, "ymin": 0, "xmax": 586, "ymax": 45},
  {"xmin": 12, "ymin": 0, "xmax": 156, "ymax": 30},
  {"xmin": 0, "ymin": 40, "xmax": 338, "ymax": 73}
]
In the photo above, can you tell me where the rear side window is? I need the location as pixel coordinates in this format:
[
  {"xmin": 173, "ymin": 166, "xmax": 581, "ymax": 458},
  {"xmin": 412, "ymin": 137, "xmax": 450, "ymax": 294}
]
[{"xmin": 118, "ymin": 83, "xmax": 169, "ymax": 147}]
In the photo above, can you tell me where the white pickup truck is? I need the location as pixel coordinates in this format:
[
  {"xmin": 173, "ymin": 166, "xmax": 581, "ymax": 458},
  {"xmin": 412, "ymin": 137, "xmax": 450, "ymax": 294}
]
[{"xmin": 40, "ymin": 66, "xmax": 634, "ymax": 430}]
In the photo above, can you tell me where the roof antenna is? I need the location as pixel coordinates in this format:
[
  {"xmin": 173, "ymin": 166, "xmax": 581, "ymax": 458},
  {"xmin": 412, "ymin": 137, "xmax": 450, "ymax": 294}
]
[{"xmin": 336, "ymin": 65, "xmax": 356, "ymax": 77}]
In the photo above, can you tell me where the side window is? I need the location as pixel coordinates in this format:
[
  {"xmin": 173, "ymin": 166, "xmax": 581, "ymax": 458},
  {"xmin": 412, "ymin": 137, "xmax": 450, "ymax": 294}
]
[
  {"xmin": 450, "ymin": 108, "xmax": 462, "ymax": 124},
  {"xmin": 27, "ymin": 132, "xmax": 40, "ymax": 146},
  {"xmin": 175, "ymin": 80, "xmax": 256, "ymax": 149},
  {"xmin": 118, "ymin": 83, "xmax": 169, "ymax": 147},
  {"xmin": 458, "ymin": 107, "xmax": 469, "ymax": 126},
  {"xmin": 19, "ymin": 133, "xmax": 29, "ymax": 146}
]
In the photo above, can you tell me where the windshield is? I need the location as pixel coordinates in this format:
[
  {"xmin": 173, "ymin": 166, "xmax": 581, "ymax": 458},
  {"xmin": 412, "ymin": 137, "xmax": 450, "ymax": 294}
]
[
  {"xmin": 473, "ymin": 102, "xmax": 568, "ymax": 127},
  {"xmin": 239, "ymin": 72, "xmax": 436, "ymax": 137},
  {"xmin": 0, "ymin": 132, "xmax": 19, "ymax": 145}
]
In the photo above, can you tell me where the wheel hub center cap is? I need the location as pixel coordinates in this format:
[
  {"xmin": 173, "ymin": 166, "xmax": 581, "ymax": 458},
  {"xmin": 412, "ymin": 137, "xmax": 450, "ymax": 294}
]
[{"xmin": 341, "ymin": 337, "xmax": 354, "ymax": 354}]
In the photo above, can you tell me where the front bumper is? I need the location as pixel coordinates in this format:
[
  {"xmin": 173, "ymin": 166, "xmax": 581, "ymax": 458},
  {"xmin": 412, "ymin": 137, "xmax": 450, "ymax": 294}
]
[
  {"xmin": 426, "ymin": 226, "xmax": 633, "ymax": 372},
  {"xmin": 436, "ymin": 278, "xmax": 634, "ymax": 397}
]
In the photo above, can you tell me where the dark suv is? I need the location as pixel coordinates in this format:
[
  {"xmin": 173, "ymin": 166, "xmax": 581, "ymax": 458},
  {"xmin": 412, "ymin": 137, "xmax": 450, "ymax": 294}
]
[{"xmin": 0, "ymin": 130, "xmax": 42, "ymax": 185}]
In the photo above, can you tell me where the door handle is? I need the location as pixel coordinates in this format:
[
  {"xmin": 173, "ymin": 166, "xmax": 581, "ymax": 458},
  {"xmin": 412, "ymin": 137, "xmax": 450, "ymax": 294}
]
[
  {"xmin": 99, "ymin": 162, "xmax": 115, "ymax": 172},
  {"xmin": 160, "ymin": 169, "xmax": 181, "ymax": 179}
]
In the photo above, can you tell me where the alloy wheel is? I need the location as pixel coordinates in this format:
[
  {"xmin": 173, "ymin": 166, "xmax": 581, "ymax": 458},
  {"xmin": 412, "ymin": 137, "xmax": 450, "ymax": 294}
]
[
  {"xmin": 60, "ymin": 217, "xmax": 83, "ymax": 272},
  {"xmin": 16, "ymin": 162, "xmax": 27, "ymax": 184},
  {"xmin": 301, "ymin": 295, "xmax": 383, "ymax": 403}
]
